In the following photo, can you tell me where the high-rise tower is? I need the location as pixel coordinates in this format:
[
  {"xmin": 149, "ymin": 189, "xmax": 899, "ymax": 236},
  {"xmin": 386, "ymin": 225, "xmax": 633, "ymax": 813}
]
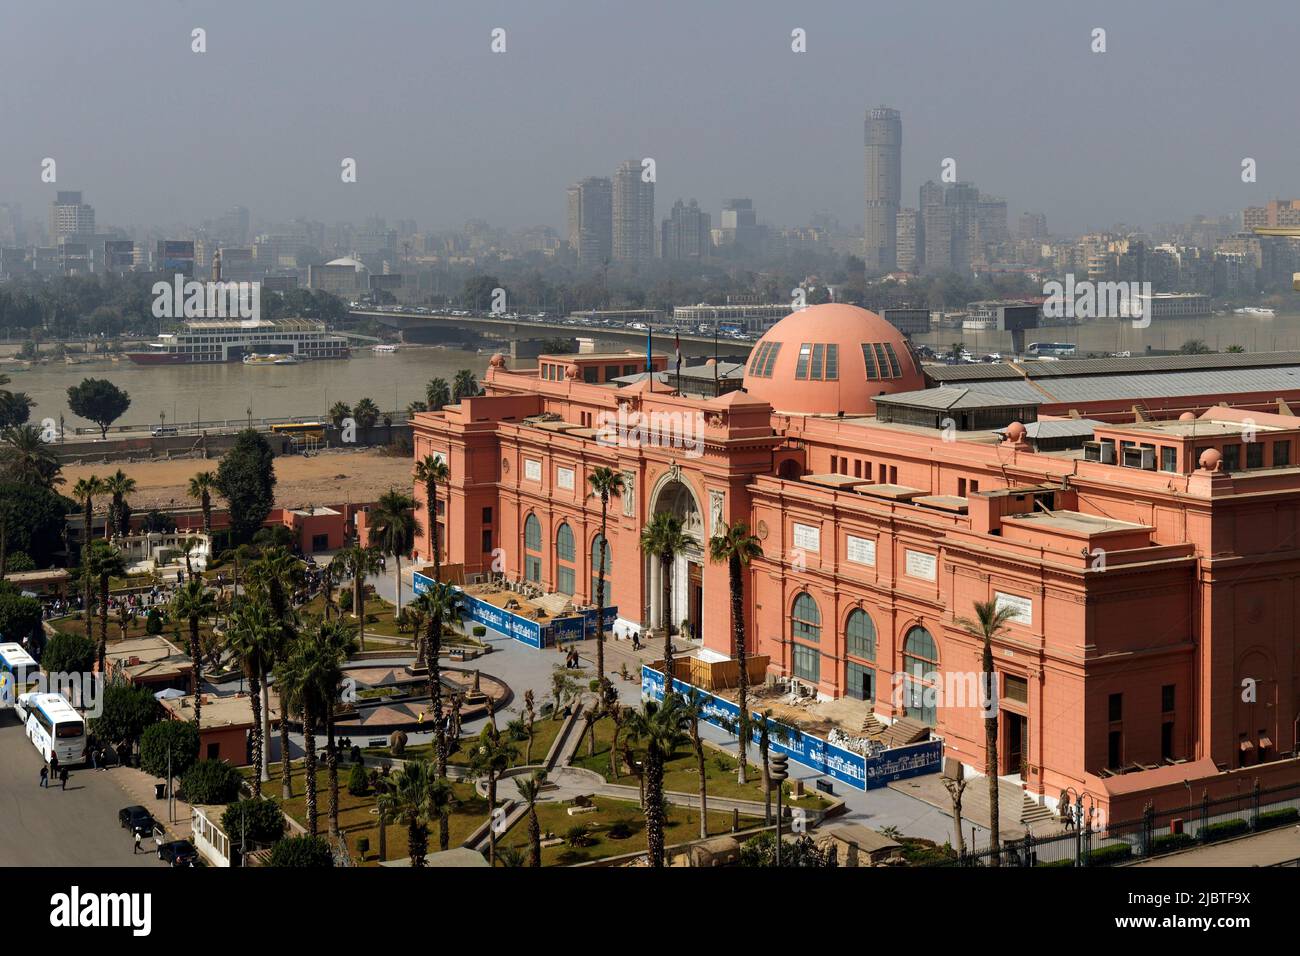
[{"xmin": 863, "ymin": 106, "xmax": 902, "ymax": 274}]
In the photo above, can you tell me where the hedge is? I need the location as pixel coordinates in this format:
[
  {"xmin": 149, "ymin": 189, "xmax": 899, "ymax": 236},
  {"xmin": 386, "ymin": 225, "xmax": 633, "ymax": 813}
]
[
  {"xmin": 268, "ymin": 835, "xmax": 334, "ymax": 868},
  {"xmin": 1201, "ymin": 818, "xmax": 1249, "ymax": 842},
  {"xmin": 1150, "ymin": 832, "xmax": 1196, "ymax": 855},
  {"xmin": 1083, "ymin": 843, "xmax": 1132, "ymax": 866},
  {"xmin": 221, "ymin": 798, "xmax": 287, "ymax": 846},
  {"xmin": 181, "ymin": 759, "xmax": 243, "ymax": 805},
  {"xmin": 1258, "ymin": 807, "xmax": 1300, "ymax": 829}
]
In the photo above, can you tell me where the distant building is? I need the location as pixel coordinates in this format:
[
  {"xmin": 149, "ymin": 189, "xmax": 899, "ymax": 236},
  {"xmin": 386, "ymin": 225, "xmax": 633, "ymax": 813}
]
[
  {"xmin": 661, "ymin": 199, "xmax": 710, "ymax": 260},
  {"xmin": 49, "ymin": 191, "xmax": 94, "ymax": 243},
  {"xmin": 863, "ymin": 106, "xmax": 902, "ymax": 273},
  {"xmin": 718, "ymin": 198, "xmax": 759, "ymax": 251},
  {"xmin": 882, "ymin": 307, "xmax": 931, "ymax": 336},
  {"xmin": 613, "ymin": 160, "xmax": 655, "ymax": 262},
  {"xmin": 155, "ymin": 240, "xmax": 196, "ymax": 277},
  {"xmin": 1019, "ymin": 211, "xmax": 1048, "ymax": 239},
  {"xmin": 567, "ymin": 177, "xmax": 612, "ymax": 266},
  {"xmin": 671, "ymin": 302, "xmax": 791, "ymax": 333},
  {"xmin": 895, "ymin": 208, "xmax": 920, "ymax": 273},
  {"xmin": 308, "ymin": 256, "xmax": 368, "ymax": 296}
]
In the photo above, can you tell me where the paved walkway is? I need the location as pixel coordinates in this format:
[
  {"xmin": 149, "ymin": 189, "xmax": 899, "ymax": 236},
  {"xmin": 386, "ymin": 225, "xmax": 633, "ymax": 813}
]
[
  {"xmin": 107, "ymin": 765, "xmax": 194, "ymax": 842},
  {"xmin": 1130, "ymin": 824, "xmax": 1300, "ymax": 866}
]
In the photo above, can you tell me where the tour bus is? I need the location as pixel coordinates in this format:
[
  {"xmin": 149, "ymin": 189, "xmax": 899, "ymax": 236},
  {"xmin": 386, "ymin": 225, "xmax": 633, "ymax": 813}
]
[
  {"xmin": 1027, "ymin": 342, "xmax": 1077, "ymax": 357},
  {"xmin": 16, "ymin": 692, "xmax": 86, "ymax": 765},
  {"xmin": 0, "ymin": 642, "xmax": 37, "ymax": 708},
  {"xmin": 270, "ymin": 421, "xmax": 327, "ymax": 441}
]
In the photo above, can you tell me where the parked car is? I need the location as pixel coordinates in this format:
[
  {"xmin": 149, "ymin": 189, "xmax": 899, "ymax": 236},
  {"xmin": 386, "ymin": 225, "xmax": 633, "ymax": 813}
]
[
  {"xmin": 157, "ymin": 840, "xmax": 198, "ymax": 866},
  {"xmin": 118, "ymin": 805, "xmax": 156, "ymax": 836}
]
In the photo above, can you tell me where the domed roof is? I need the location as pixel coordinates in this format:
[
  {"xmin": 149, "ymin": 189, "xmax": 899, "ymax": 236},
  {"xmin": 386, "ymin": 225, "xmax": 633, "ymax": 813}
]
[
  {"xmin": 326, "ymin": 256, "xmax": 368, "ymax": 272},
  {"xmin": 742, "ymin": 303, "xmax": 927, "ymax": 415}
]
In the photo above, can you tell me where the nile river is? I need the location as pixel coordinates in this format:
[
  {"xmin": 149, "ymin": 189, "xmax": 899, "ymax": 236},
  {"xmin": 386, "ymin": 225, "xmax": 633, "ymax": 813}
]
[{"xmin": 3, "ymin": 345, "xmax": 492, "ymax": 433}]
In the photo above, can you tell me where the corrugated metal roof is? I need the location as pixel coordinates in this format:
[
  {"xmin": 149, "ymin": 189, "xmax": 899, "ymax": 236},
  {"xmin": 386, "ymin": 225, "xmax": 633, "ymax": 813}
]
[
  {"xmin": 994, "ymin": 419, "xmax": 1104, "ymax": 439},
  {"xmin": 925, "ymin": 350, "xmax": 1300, "ymax": 384},
  {"xmin": 955, "ymin": 365, "xmax": 1300, "ymax": 405},
  {"xmin": 876, "ymin": 386, "xmax": 1040, "ymax": 410}
]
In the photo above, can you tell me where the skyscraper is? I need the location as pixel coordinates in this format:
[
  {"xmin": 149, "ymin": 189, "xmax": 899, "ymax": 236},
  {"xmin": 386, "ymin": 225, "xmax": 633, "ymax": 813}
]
[
  {"xmin": 612, "ymin": 160, "xmax": 654, "ymax": 261},
  {"xmin": 863, "ymin": 106, "xmax": 902, "ymax": 273},
  {"xmin": 49, "ymin": 191, "xmax": 95, "ymax": 242},
  {"xmin": 661, "ymin": 199, "xmax": 711, "ymax": 260},
  {"xmin": 567, "ymin": 177, "xmax": 613, "ymax": 265},
  {"xmin": 896, "ymin": 208, "xmax": 920, "ymax": 274}
]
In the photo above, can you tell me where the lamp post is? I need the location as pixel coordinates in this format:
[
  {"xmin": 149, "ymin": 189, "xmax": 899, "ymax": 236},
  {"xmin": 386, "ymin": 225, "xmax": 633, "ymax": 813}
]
[
  {"xmin": 1063, "ymin": 787, "xmax": 1097, "ymax": 866},
  {"xmin": 769, "ymin": 753, "xmax": 789, "ymax": 867}
]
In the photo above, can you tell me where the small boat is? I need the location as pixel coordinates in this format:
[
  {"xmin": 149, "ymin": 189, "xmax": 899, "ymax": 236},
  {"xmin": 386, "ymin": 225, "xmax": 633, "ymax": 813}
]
[
  {"xmin": 372, "ymin": 343, "xmax": 399, "ymax": 353},
  {"xmin": 242, "ymin": 353, "xmax": 299, "ymax": 365},
  {"xmin": 1233, "ymin": 307, "xmax": 1276, "ymax": 316}
]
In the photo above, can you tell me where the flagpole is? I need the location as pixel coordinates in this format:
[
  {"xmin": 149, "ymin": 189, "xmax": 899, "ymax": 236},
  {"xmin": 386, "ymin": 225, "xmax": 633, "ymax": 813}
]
[
  {"xmin": 714, "ymin": 323, "xmax": 719, "ymax": 396},
  {"xmin": 646, "ymin": 323, "xmax": 653, "ymax": 393}
]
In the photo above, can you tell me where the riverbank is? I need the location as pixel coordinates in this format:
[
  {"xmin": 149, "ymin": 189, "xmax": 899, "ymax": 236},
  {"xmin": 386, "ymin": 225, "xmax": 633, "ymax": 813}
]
[{"xmin": 59, "ymin": 446, "xmax": 415, "ymax": 511}]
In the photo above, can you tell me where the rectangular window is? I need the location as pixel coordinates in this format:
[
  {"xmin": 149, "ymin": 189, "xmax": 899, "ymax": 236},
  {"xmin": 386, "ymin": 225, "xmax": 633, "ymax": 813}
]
[
  {"xmin": 1108, "ymin": 693, "xmax": 1123, "ymax": 722},
  {"xmin": 1160, "ymin": 446, "xmax": 1177, "ymax": 472},
  {"xmin": 481, "ymin": 529, "xmax": 493, "ymax": 553},
  {"xmin": 557, "ymin": 566, "xmax": 575, "ymax": 595},
  {"xmin": 1246, "ymin": 442, "xmax": 1264, "ymax": 468},
  {"xmin": 525, "ymin": 555, "xmax": 541, "ymax": 583},
  {"xmin": 605, "ymin": 365, "xmax": 620, "ymax": 380},
  {"xmin": 882, "ymin": 342, "xmax": 902, "ymax": 377},
  {"xmin": 1161, "ymin": 684, "xmax": 1175, "ymax": 713},
  {"xmin": 1004, "ymin": 675, "xmax": 1028, "ymax": 704},
  {"xmin": 958, "ymin": 477, "xmax": 967, "ymax": 497},
  {"xmin": 624, "ymin": 364, "xmax": 637, "ymax": 376},
  {"xmin": 792, "ymin": 644, "xmax": 820, "ymax": 683},
  {"xmin": 1274, "ymin": 441, "xmax": 1290, "ymax": 467},
  {"xmin": 1161, "ymin": 721, "xmax": 1174, "ymax": 762},
  {"xmin": 853, "ymin": 460, "xmax": 862, "ymax": 478},
  {"xmin": 846, "ymin": 661, "xmax": 874, "ymax": 701},
  {"xmin": 811, "ymin": 344, "xmax": 825, "ymax": 380},
  {"xmin": 761, "ymin": 342, "xmax": 782, "ymax": 376},
  {"xmin": 824, "ymin": 344, "xmax": 838, "ymax": 380},
  {"xmin": 1223, "ymin": 444, "xmax": 1240, "ymax": 471},
  {"xmin": 795, "ymin": 344, "xmax": 812, "ymax": 379},
  {"xmin": 583, "ymin": 366, "xmax": 598, "ymax": 383},
  {"xmin": 482, "ymin": 507, "xmax": 493, "ymax": 524},
  {"xmin": 862, "ymin": 344, "xmax": 880, "ymax": 380},
  {"xmin": 968, "ymin": 478, "xmax": 978, "ymax": 493},
  {"xmin": 830, "ymin": 455, "xmax": 838, "ymax": 474},
  {"xmin": 311, "ymin": 533, "xmax": 329, "ymax": 552}
]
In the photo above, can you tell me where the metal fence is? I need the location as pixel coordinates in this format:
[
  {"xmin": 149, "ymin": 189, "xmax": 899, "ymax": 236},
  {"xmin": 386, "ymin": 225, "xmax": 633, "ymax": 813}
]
[{"xmin": 936, "ymin": 779, "xmax": 1300, "ymax": 867}]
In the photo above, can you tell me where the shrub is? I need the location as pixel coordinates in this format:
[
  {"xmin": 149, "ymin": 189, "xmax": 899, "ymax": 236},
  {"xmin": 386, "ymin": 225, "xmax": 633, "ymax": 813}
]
[
  {"xmin": 389, "ymin": 730, "xmax": 407, "ymax": 756},
  {"xmin": 1035, "ymin": 857, "xmax": 1075, "ymax": 867},
  {"xmin": 221, "ymin": 798, "xmax": 286, "ymax": 846},
  {"xmin": 1201, "ymin": 818, "xmax": 1249, "ymax": 842},
  {"xmin": 139, "ymin": 720, "xmax": 199, "ymax": 778},
  {"xmin": 347, "ymin": 763, "xmax": 369, "ymax": 797},
  {"xmin": 564, "ymin": 825, "xmax": 591, "ymax": 848},
  {"xmin": 5, "ymin": 551, "xmax": 35, "ymax": 572},
  {"xmin": 1084, "ymin": 843, "xmax": 1132, "ymax": 866},
  {"xmin": 606, "ymin": 819, "xmax": 634, "ymax": 840},
  {"xmin": 181, "ymin": 759, "xmax": 242, "ymax": 804},
  {"xmin": 356, "ymin": 837, "xmax": 370, "ymax": 859},
  {"xmin": 91, "ymin": 683, "xmax": 159, "ymax": 746},
  {"xmin": 350, "ymin": 744, "xmax": 363, "ymax": 765},
  {"xmin": 472, "ymin": 625, "xmax": 486, "ymax": 637},
  {"xmin": 268, "ymin": 835, "xmax": 334, "ymax": 867},
  {"xmin": 1258, "ymin": 807, "xmax": 1300, "ymax": 829},
  {"xmin": 1150, "ymin": 832, "xmax": 1196, "ymax": 855},
  {"xmin": 145, "ymin": 608, "xmax": 164, "ymax": 635},
  {"xmin": 339, "ymin": 590, "xmax": 354, "ymax": 612},
  {"xmin": 41, "ymin": 631, "xmax": 95, "ymax": 675}
]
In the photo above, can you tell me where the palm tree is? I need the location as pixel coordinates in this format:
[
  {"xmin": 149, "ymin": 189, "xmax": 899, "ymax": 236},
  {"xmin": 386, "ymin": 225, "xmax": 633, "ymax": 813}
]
[
  {"xmin": 367, "ymin": 489, "xmax": 421, "ymax": 618},
  {"xmin": 352, "ymin": 397, "xmax": 380, "ymax": 429},
  {"xmin": 429, "ymin": 775, "xmax": 456, "ymax": 852},
  {"xmin": 954, "ymin": 599, "xmax": 1018, "ymax": 866},
  {"xmin": 72, "ymin": 475, "xmax": 104, "ymax": 633},
  {"xmin": 330, "ymin": 543, "xmax": 381, "ymax": 650},
  {"xmin": 406, "ymin": 400, "xmax": 429, "ymax": 416},
  {"xmin": 709, "ymin": 520, "xmax": 763, "ymax": 784},
  {"xmin": 425, "ymin": 378, "xmax": 451, "ymax": 411},
  {"xmin": 607, "ymin": 701, "xmax": 629, "ymax": 781},
  {"xmin": 514, "ymin": 770, "xmax": 547, "ymax": 867},
  {"xmin": 225, "ymin": 601, "xmax": 279, "ymax": 798},
  {"xmin": 413, "ymin": 453, "xmax": 449, "ymax": 578},
  {"xmin": 0, "ymin": 424, "xmax": 62, "ymax": 488},
  {"xmin": 465, "ymin": 725, "xmax": 518, "ymax": 866},
  {"xmin": 327, "ymin": 401, "xmax": 351, "ymax": 428},
  {"xmin": 682, "ymin": 690, "xmax": 712, "ymax": 839},
  {"xmin": 306, "ymin": 617, "xmax": 359, "ymax": 838},
  {"xmin": 103, "ymin": 469, "xmax": 136, "ymax": 538},
  {"xmin": 187, "ymin": 471, "xmax": 217, "ymax": 535},
  {"xmin": 625, "ymin": 695, "xmax": 690, "ymax": 867},
  {"xmin": 451, "ymin": 369, "xmax": 478, "ymax": 402},
  {"xmin": 587, "ymin": 467, "xmax": 624, "ymax": 684},
  {"xmin": 948, "ymin": 341, "xmax": 966, "ymax": 363},
  {"xmin": 377, "ymin": 759, "xmax": 435, "ymax": 867},
  {"xmin": 639, "ymin": 512, "xmax": 689, "ymax": 687},
  {"xmin": 754, "ymin": 708, "xmax": 801, "ymax": 825},
  {"xmin": 276, "ymin": 631, "xmax": 328, "ymax": 837},
  {"xmin": 247, "ymin": 547, "xmax": 303, "ymax": 799},
  {"xmin": 81, "ymin": 540, "xmax": 125, "ymax": 673},
  {"xmin": 171, "ymin": 578, "xmax": 217, "ymax": 725},
  {"xmin": 412, "ymin": 581, "xmax": 462, "ymax": 777}
]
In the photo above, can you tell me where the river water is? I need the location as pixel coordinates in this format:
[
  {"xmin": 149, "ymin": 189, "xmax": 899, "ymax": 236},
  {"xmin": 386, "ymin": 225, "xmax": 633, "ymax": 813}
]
[{"xmin": 3, "ymin": 345, "xmax": 492, "ymax": 433}]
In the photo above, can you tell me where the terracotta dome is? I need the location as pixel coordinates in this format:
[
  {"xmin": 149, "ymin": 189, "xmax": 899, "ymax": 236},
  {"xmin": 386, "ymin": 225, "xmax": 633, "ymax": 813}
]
[
  {"xmin": 741, "ymin": 303, "xmax": 927, "ymax": 415},
  {"xmin": 1199, "ymin": 448, "xmax": 1222, "ymax": 471},
  {"xmin": 1179, "ymin": 411, "xmax": 1195, "ymax": 422},
  {"xmin": 1004, "ymin": 421, "xmax": 1027, "ymax": 443}
]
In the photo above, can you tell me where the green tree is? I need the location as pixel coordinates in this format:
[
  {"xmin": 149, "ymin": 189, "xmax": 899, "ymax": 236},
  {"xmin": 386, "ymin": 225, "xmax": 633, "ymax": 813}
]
[
  {"xmin": 330, "ymin": 543, "xmax": 381, "ymax": 651},
  {"xmin": 187, "ymin": 471, "xmax": 217, "ymax": 535},
  {"xmin": 215, "ymin": 429, "xmax": 276, "ymax": 544},
  {"xmin": 465, "ymin": 724, "xmax": 518, "ymax": 866},
  {"xmin": 71, "ymin": 475, "xmax": 104, "ymax": 633},
  {"xmin": 103, "ymin": 469, "xmax": 136, "ymax": 538},
  {"xmin": 91, "ymin": 682, "xmax": 159, "ymax": 748},
  {"xmin": 424, "ymin": 378, "xmax": 450, "ymax": 411},
  {"xmin": 514, "ymin": 770, "xmax": 547, "ymax": 867},
  {"xmin": 40, "ymin": 631, "xmax": 96, "ymax": 675},
  {"xmin": 625, "ymin": 695, "xmax": 690, "ymax": 867},
  {"xmin": 352, "ymin": 397, "xmax": 380, "ymax": 429},
  {"xmin": 954, "ymin": 599, "xmax": 1019, "ymax": 867},
  {"xmin": 221, "ymin": 797, "xmax": 287, "ymax": 848},
  {"xmin": 327, "ymin": 401, "xmax": 351, "ymax": 428},
  {"xmin": 378, "ymin": 758, "xmax": 437, "ymax": 867},
  {"xmin": 82, "ymin": 539, "xmax": 126, "ymax": 673},
  {"xmin": 412, "ymin": 453, "xmax": 449, "ymax": 578},
  {"xmin": 708, "ymin": 520, "xmax": 763, "ymax": 783},
  {"xmin": 0, "ymin": 481, "xmax": 74, "ymax": 568},
  {"xmin": 268, "ymin": 835, "xmax": 333, "ymax": 867},
  {"xmin": 1178, "ymin": 339, "xmax": 1212, "ymax": 355},
  {"xmin": 367, "ymin": 489, "xmax": 420, "ymax": 618},
  {"xmin": 140, "ymin": 719, "xmax": 200, "ymax": 778},
  {"xmin": 587, "ymin": 467, "xmax": 624, "ymax": 684},
  {"xmin": 410, "ymin": 581, "xmax": 462, "ymax": 776},
  {"xmin": 639, "ymin": 512, "xmax": 689, "ymax": 682},
  {"xmin": 181, "ymin": 758, "xmax": 242, "ymax": 804},
  {"xmin": 460, "ymin": 275, "xmax": 502, "ymax": 311},
  {"xmin": 224, "ymin": 600, "xmax": 279, "ymax": 797},
  {"xmin": 738, "ymin": 831, "xmax": 835, "ymax": 867},
  {"xmin": 171, "ymin": 578, "xmax": 217, "ymax": 724},
  {"xmin": 0, "ymin": 424, "xmax": 62, "ymax": 488},
  {"xmin": 452, "ymin": 369, "xmax": 479, "ymax": 401},
  {"xmin": 66, "ymin": 378, "xmax": 131, "ymax": 439}
]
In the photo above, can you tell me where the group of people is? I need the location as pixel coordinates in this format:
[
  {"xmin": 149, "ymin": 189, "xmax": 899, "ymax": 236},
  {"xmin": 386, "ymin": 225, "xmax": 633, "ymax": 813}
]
[{"xmin": 38, "ymin": 753, "xmax": 69, "ymax": 791}]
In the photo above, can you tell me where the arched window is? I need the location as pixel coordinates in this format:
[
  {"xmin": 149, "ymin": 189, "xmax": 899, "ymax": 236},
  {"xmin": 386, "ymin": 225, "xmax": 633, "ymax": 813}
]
[
  {"xmin": 844, "ymin": 609, "xmax": 876, "ymax": 702},
  {"xmin": 590, "ymin": 534, "xmax": 611, "ymax": 605},
  {"xmin": 791, "ymin": 592, "xmax": 821, "ymax": 683},
  {"xmin": 902, "ymin": 626, "xmax": 939, "ymax": 725},
  {"xmin": 555, "ymin": 523, "xmax": 575, "ymax": 594},
  {"xmin": 792, "ymin": 592, "xmax": 821, "ymax": 642},
  {"xmin": 523, "ymin": 514, "xmax": 542, "ymax": 583}
]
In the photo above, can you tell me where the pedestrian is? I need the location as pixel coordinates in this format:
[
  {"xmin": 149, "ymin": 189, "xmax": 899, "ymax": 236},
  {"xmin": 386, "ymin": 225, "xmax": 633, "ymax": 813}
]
[
  {"xmin": 133, "ymin": 830, "xmax": 142, "ymax": 855},
  {"xmin": 39, "ymin": 765, "xmax": 48, "ymax": 788},
  {"xmin": 59, "ymin": 766, "xmax": 68, "ymax": 790},
  {"xmin": 49, "ymin": 753, "xmax": 59, "ymax": 779}
]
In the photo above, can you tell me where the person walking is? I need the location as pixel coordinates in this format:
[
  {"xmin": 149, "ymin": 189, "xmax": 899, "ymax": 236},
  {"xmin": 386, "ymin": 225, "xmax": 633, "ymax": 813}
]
[
  {"xmin": 59, "ymin": 766, "xmax": 69, "ymax": 790},
  {"xmin": 133, "ymin": 830, "xmax": 142, "ymax": 855},
  {"xmin": 39, "ymin": 765, "xmax": 48, "ymax": 788},
  {"xmin": 49, "ymin": 753, "xmax": 59, "ymax": 780}
]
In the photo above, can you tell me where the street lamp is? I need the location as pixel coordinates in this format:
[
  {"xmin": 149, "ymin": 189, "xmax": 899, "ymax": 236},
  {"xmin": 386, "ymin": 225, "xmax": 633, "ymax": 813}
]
[
  {"xmin": 769, "ymin": 753, "xmax": 789, "ymax": 867},
  {"xmin": 1062, "ymin": 787, "xmax": 1097, "ymax": 866}
]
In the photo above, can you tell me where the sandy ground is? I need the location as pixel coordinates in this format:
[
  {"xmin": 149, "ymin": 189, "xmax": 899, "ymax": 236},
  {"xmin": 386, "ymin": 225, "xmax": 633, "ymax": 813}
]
[{"xmin": 60, "ymin": 447, "xmax": 415, "ymax": 510}]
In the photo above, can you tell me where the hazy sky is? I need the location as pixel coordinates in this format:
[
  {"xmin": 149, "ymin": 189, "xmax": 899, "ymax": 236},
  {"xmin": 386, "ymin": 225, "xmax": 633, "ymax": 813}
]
[{"xmin": 3, "ymin": 0, "xmax": 1298, "ymax": 237}]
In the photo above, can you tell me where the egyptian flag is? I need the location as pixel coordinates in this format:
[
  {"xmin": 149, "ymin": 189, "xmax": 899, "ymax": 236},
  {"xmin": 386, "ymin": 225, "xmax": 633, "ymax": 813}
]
[{"xmin": 674, "ymin": 330, "xmax": 683, "ymax": 378}]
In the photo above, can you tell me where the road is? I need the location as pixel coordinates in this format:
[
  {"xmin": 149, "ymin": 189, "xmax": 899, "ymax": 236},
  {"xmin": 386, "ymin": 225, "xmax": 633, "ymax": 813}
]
[{"xmin": 0, "ymin": 711, "xmax": 163, "ymax": 867}]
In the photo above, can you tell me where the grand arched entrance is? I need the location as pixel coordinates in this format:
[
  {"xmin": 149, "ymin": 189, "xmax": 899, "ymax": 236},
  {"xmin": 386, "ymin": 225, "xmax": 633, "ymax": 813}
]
[{"xmin": 647, "ymin": 470, "xmax": 706, "ymax": 642}]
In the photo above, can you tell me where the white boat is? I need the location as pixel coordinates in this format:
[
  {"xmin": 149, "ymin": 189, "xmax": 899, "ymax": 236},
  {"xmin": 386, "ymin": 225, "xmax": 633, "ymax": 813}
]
[
  {"xmin": 242, "ymin": 353, "xmax": 299, "ymax": 365},
  {"xmin": 1233, "ymin": 307, "xmax": 1276, "ymax": 316},
  {"xmin": 372, "ymin": 343, "xmax": 399, "ymax": 353}
]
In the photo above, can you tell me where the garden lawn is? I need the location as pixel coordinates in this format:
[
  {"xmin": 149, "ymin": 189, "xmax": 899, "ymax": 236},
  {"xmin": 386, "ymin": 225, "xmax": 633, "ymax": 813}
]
[
  {"xmin": 497, "ymin": 796, "xmax": 762, "ymax": 866},
  {"xmin": 568, "ymin": 715, "xmax": 832, "ymax": 811},
  {"xmin": 363, "ymin": 717, "xmax": 565, "ymax": 769},
  {"xmin": 242, "ymin": 761, "xmax": 489, "ymax": 866},
  {"xmin": 49, "ymin": 608, "xmax": 220, "ymax": 648}
]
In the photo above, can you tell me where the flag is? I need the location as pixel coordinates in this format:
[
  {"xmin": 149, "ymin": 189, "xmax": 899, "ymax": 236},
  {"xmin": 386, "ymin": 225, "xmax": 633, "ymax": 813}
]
[
  {"xmin": 646, "ymin": 323, "xmax": 653, "ymax": 391},
  {"xmin": 674, "ymin": 330, "xmax": 683, "ymax": 376}
]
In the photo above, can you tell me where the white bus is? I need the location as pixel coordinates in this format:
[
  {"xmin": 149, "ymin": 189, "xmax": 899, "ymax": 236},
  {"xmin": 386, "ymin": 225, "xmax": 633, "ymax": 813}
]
[
  {"xmin": 0, "ymin": 643, "xmax": 37, "ymax": 708},
  {"xmin": 15, "ymin": 692, "xmax": 86, "ymax": 766},
  {"xmin": 1027, "ymin": 342, "xmax": 1076, "ymax": 357}
]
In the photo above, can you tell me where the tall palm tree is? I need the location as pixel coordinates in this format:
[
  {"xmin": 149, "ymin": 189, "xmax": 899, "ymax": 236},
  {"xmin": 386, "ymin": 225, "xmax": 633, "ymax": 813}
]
[
  {"xmin": 682, "ymin": 690, "xmax": 712, "ymax": 839},
  {"xmin": 72, "ymin": 475, "xmax": 104, "ymax": 634},
  {"xmin": 171, "ymin": 578, "xmax": 217, "ymax": 725},
  {"xmin": 368, "ymin": 489, "xmax": 421, "ymax": 618},
  {"xmin": 639, "ymin": 512, "xmax": 689, "ymax": 688},
  {"xmin": 187, "ymin": 471, "xmax": 217, "ymax": 535},
  {"xmin": 246, "ymin": 547, "xmax": 303, "ymax": 798},
  {"xmin": 0, "ymin": 424, "xmax": 62, "ymax": 488},
  {"xmin": 81, "ymin": 540, "xmax": 125, "ymax": 674},
  {"xmin": 276, "ymin": 631, "xmax": 328, "ymax": 836},
  {"xmin": 754, "ymin": 708, "xmax": 801, "ymax": 825},
  {"xmin": 306, "ymin": 617, "xmax": 359, "ymax": 838},
  {"xmin": 429, "ymin": 774, "xmax": 456, "ymax": 853},
  {"xmin": 425, "ymin": 378, "xmax": 451, "ymax": 411},
  {"xmin": 451, "ymin": 369, "xmax": 478, "ymax": 402},
  {"xmin": 377, "ymin": 759, "xmax": 435, "ymax": 867},
  {"xmin": 330, "ymin": 542, "xmax": 381, "ymax": 650},
  {"xmin": 103, "ymin": 469, "xmax": 136, "ymax": 538},
  {"xmin": 587, "ymin": 467, "xmax": 624, "ymax": 684},
  {"xmin": 327, "ymin": 401, "xmax": 351, "ymax": 429},
  {"xmin": 625, "ymin": 695, "xmax": 690, "ymax": 867},
  {"xmin": 954, "ymin": 599, "xmax": 1018, "ymax": 866},
  {"xmin": 514, "ymin": 770, "xmax": 547, "ymax": 867},
  {"xmin": 412, "ymin": 581, "xmax": 462, "ymax": 777},
  {"xmin": 709, "ymin": 520, "xmax": 763, "ymax": 784},
  {"xmin": 413, "ymin": 453, "xmax": 449, "ymax": 578},
  {"xmin": 225, "ymin": 600, "xmax": 279, "ymax": 798},
  {"xmin": 465, "ymin": 724, "xmax": 518, "ymax": 866},
  {"xmin": 352, "ymin": 397, "xmax": 380, "ymax": 429}
]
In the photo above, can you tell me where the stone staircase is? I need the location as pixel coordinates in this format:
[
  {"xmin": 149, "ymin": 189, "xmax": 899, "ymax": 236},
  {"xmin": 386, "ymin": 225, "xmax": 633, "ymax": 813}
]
[{"xmin": 1020, "ymin": 793, "xmax": 1056, "ymax": 828}]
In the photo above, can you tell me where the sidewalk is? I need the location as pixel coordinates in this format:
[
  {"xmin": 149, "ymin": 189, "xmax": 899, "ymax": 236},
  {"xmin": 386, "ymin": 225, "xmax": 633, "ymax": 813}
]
[{"xmin": 108, "ymin": 764, "xmax": 193, "ymax": 843}]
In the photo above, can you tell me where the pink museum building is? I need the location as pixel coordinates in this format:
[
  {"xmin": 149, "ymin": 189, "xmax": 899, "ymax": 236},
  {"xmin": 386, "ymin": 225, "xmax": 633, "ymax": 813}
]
[{"xmin": 411, "ymin": 303, "xmax": 1300, "ymax": 817}]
